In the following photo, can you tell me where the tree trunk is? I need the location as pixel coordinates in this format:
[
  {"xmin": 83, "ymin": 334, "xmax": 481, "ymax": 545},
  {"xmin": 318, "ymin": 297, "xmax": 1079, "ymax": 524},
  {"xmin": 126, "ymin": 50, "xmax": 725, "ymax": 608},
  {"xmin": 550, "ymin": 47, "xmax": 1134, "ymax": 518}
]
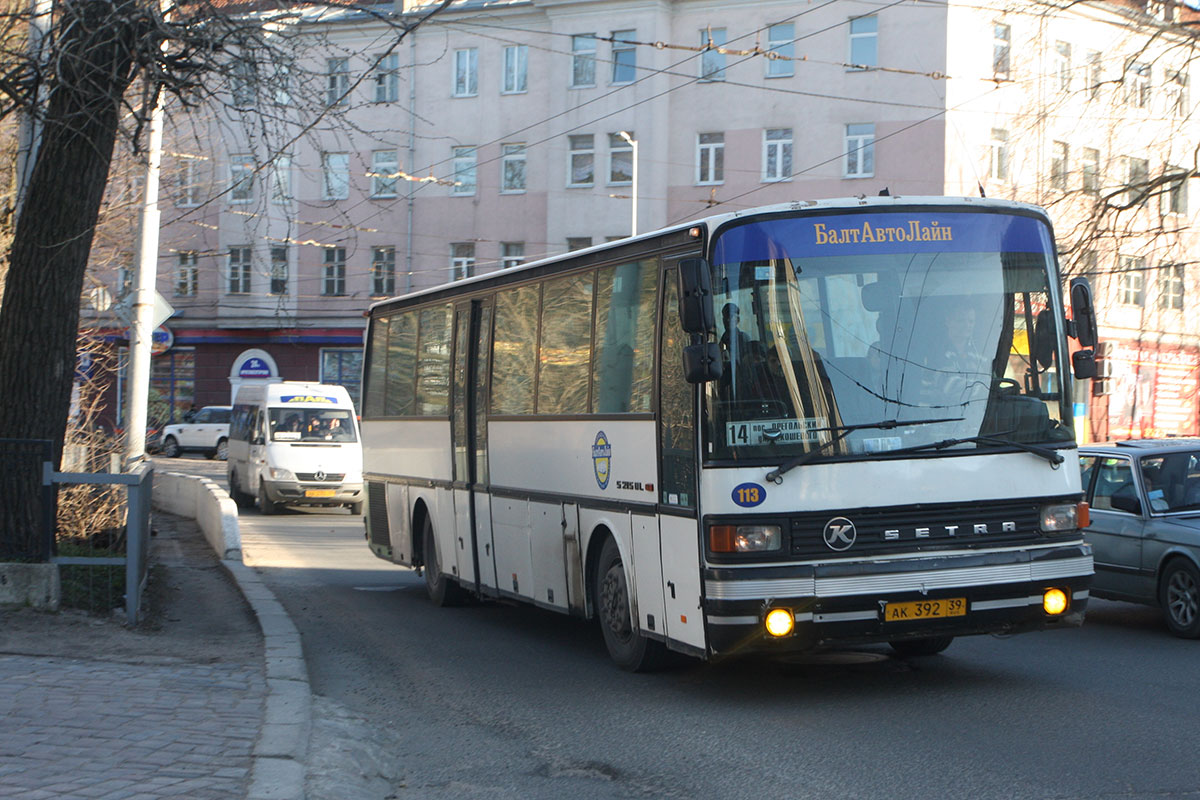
[{"xmin": 0, "ymin": 0, "xmax": 141, "ymax": 557}]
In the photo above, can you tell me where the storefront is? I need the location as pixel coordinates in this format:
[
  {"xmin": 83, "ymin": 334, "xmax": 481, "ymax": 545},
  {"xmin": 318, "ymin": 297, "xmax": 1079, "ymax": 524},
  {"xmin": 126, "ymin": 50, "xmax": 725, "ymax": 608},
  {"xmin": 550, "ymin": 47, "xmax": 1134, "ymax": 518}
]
[{"xmin": 1091, "ymin": 338, "xmax": 1200, "ymax": 441}]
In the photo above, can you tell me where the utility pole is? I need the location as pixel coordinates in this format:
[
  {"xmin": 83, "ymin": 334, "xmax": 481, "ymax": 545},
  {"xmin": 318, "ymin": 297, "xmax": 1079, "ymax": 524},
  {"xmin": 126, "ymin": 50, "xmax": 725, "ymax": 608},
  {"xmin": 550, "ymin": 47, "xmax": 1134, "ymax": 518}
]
[
  {"xmin": 14, "ymin": 0, "xmax": 53, "ymax": 220},
  {"xmin": 123, "ymin": 91, "xmax": 165, "ymax": 467}
]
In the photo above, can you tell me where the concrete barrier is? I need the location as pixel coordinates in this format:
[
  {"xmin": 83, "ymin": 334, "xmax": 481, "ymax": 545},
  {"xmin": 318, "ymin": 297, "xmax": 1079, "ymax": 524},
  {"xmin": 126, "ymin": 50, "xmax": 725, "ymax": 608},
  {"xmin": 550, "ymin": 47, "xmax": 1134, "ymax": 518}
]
[
  {"xmin": 0, "ymin": 563, "xmax": 60, "ymax": 609},
  {"xmin": 152, "ymin": 471, "xmax": 241, "ymax": 560}
]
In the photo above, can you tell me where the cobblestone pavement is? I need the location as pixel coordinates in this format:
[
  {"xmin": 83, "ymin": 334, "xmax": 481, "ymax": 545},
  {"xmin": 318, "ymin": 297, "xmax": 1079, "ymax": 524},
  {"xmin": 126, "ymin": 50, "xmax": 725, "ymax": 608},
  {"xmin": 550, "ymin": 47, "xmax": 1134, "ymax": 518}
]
[{"xmin": 0, "ymin": 513, "xmax": 269, "ymax": 800}]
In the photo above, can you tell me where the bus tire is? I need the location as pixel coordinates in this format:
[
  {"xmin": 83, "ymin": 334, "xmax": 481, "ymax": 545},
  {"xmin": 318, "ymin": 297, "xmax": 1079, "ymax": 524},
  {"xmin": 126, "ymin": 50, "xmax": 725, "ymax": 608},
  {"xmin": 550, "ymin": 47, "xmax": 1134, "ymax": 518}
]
[
  {"xmin": 258, "ymin": 485, "xmax": 280, "ymax": 516},
  {"xmin": 422, "ymin": 515, "xmax": 464, "ymax": 607},
  {"xmin": 349, "ymin": 501, "xmax": 364, "ymax": 515},
  {"xmin": 594, "ymin": 536, "xmax": 667, "ymax": 672},
  {"xmin": 889, "ymin": 636, "xmax": 954, "ymax": 657},
  {"xmin": 228, "ymin": 471, "xmax": 250, "ymax": 508}
]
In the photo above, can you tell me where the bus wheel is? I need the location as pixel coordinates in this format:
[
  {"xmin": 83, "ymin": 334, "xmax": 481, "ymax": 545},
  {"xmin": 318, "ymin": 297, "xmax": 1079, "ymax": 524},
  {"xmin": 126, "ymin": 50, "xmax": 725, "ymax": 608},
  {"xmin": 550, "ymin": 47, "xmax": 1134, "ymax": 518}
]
[
  {"xmin": 258, "ymin": 486, "xmax": 280, "ymax": 516},
  {"xmin": 595, "ymin": 536, "xmax": 667, "ymax": 672},
  {"xmin": 228, "ymin": 471, "xmax": 249, "ymax": 508},
  {"xmin": 422, "ymin": 515, "xmax": 464, "ymax": 606},
  {"xmin": 888, "ymin": 636, "xmax": 954, "ymax": 657}
]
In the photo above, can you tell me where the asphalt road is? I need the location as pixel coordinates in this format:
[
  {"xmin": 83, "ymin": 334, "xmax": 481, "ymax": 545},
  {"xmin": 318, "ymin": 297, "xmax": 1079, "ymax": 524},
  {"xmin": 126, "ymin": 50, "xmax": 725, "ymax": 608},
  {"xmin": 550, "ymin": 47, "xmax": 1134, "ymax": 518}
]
[{"xmin": 158, "ymin": 455, "xmax": 1200, "ymax": 800}]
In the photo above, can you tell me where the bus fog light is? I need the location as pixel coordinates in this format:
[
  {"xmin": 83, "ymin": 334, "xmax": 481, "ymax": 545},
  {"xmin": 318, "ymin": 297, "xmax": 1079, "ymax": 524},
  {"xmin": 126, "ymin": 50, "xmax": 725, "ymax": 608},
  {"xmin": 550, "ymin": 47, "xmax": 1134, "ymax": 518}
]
[
  {"xmin": 710, "ymin": 525, "xmax": 781, "ymax": 553},
  {"xmin": 765, "ymin": 608, "xmax": 795, "ymax": 637},
  {"xmin": 1040, "ymin": 503, "xmax": 1078, "ymax": 532},
  {"xmin": 1043, "ymin": 588, "xmax": 1068, "ymax": 615}
]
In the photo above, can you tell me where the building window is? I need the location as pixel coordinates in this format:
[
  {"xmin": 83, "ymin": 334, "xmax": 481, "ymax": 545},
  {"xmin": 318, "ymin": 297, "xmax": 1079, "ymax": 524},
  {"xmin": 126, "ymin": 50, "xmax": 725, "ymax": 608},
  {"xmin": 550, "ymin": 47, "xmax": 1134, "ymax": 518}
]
[
  {"xmin": 988, "ymin": 128, "xmax": 1009, "ymax": 181},
  {"xmin": 371, "ymin": 149, "xmax": 398, "ymax": 198},
  {"xmin": 175, "ymin": 251, "xmax": 198, "ymax": 297},
  {"xmin": 844, "ymin": 123, "xmax": 875, "ymax": 178},
  {"xmin": 322, "ymin": 152, "xmax": 350, "ymax": 200},
  {"xmin": 1055, "ymin": 41, "xmax": 1071, "ymax": 92},
  {"xmin": 503, "ymin": 45, "xmax": 528, "ymax": 93},
  {"xmin": 501, "ymin": 143, "xmax": 526, "ymax": 192},
  {"xmin": 229, "ymin": 154, "xmax": 253, "ymax": 203},
  {"xmin": 697, "ymin": 132, "xmax": 724, "ymax": 184},
  {"xmin": 453, "ymin": 48, "xmax": 478, "ymax": 97},
  {"xmin": 452, "ymin": 146, "xmax": 476, "ymax": 195},
  {"xmin": 763, "ymin": 128, "xmax": 793, "ymax": 182},
  {"xmin": 228, "ymin": 247, "xmax": 251, "ymax": 294},
  {"xmin": 766, "ymin": 23, "xmax": 794, "ymax": 77},
  {"xmin": 700, "ymin": 28, "xmax": 727, "ymax": 81},
  {"xmin": 270, "ymin": 246, "xmax": 288, "ymax": 295},
  {"xmin": 1158, "ymin": 264, "xmax": 1184, "ymax": 310},
  {"xmin": 118, "ymin": 254, "xmax": 133, "ymax": 298},
  {"xmin": 231, "ymin": 58, "xmax": 255, "ymax": 107},
  {"xmin": 374, "ymin": 53, "xmax": 399, "ymax": 102},
  {"xmin": 1124, "ymin": 60, "xmax": 1151, "ymax": 108},
  {"xmin": 611, "ymin": 30, "xmax": 636, "ymax": 84},
  {"xmin": 371, "ymin": 246, "xmax": 396, "ymax": 296},
  {"xmin": 1127, "ymin": 156, "xmax": 1149, "ymax": 207},
  {"xmin": 326, "ymin": 57, "xmax": 349, "ymax": 106},
  {"xmin": 176, "ymin": 158, "xmax": 202, "ymax": 207},
  {"xmin": 849, "ymin": 16, "xmax": 877, "ymax": 69},
  {"xmin": 1168, "ymin": 69, "xmax": 1189, "ymax": 117},
  {"xmin": 1050, "ymin": 141, "xmax": 1069, "ymax": 191},
  {"xmin": 1082, "ymin": 147, "xmax": 1100, "ymax": 194},
  {"xmin": 566, "ymin": 237, "xmax": 592, "ymax": 252},
  {"xmin": 323, "ymin": 247, "xmax": 346, "ymax": 296},
  {"xmin": 608, "ymin": 132, "xmax": 633, "ymax": 184},
  {"xmin": 321, "ymin": 348, "xmax": 363, "ymax": 408},
  {"xmin": 1165, "ymin": 167, "xmax": 1189, "ymax": 215},
  {"xmin": 1118, "ymin": 256, "xmax": 1145, "ymax": 306},
  {"xmin": 993, "ymin": 23, "xmax": 1010, "ymax": 80},
  {"xmin": 1087, "ymin": 50, "xmax": 1103, "ymax": 99},
  {"xmin": 571, "ymin": 34, "xmax": 596, "ymax": 87},
  {"xmin": 272, "ymin": 61, "xmax": 292, "ymax": 106},
  {"xmin": 501, "ymin": 242, "xmax": 525, "ymax": 269},
  {"xmin": 268, "ymin": 156, "xmax": 291, "ymax": 205},
  {"xmin": 568, "ymin": 134, "xmax": 595, "ymax": 186},
  {"xmin": 451, "ymin": 243, "xmax": 475, "ymax": 280}
]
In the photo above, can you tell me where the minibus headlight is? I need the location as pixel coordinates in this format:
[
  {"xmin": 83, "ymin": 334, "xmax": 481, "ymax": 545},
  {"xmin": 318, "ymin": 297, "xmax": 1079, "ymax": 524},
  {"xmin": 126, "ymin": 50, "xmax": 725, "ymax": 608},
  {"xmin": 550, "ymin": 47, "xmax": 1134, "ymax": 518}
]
[
  {"xmin": 1040, "ymin": 503, "xmax": 1079, "ymax": 532},
  {"xmin": 269, "ymin": 467, "xmax": 296, "ymax": 481},
  {"xmin": 710, "ymin": 525, "xmax": 781, "ymax": 553}
]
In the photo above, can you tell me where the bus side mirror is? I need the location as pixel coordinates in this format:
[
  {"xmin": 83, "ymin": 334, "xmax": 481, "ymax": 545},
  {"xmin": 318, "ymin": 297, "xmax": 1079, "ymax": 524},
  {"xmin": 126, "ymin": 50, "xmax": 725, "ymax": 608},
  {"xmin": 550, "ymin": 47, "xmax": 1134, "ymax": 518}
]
[
  {"xmin": 682, "ymin": 342, "xmax": 723, "ymax": 383},
  {"xmin": 677, "ymin": 258, "xmax": 716, "ymax": 334},
  {"xmin": 1070, "ymin": 277, "xmax": 1098, "ymax": 348}
]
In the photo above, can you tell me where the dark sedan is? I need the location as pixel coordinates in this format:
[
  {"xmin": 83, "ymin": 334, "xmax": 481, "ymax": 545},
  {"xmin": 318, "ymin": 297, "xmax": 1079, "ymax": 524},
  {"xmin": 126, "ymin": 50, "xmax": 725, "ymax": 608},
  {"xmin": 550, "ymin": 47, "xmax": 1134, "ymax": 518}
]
[{"xmin": 1079, "ymin": 439, "xmax": 1200, "ymax": 638}]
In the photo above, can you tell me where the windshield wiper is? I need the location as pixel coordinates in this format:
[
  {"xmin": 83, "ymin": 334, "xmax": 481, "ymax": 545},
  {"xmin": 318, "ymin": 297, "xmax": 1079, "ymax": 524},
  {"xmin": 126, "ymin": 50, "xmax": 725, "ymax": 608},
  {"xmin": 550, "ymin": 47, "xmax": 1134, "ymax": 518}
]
[
  {"xmin": 765, "ymin": 417, "xmax": 964, "ymax": 484},
  {"xmin": 881, "ymin": 433, "xmax": 1065, "ymax": 466}
]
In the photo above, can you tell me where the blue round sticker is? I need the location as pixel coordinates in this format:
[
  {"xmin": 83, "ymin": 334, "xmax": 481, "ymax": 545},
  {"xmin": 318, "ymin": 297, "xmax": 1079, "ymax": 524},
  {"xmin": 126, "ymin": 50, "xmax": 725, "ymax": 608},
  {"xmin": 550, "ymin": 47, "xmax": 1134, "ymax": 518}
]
[{"xmin": 732, "ymin": 482, "xmax": 766, "ymax": 507}]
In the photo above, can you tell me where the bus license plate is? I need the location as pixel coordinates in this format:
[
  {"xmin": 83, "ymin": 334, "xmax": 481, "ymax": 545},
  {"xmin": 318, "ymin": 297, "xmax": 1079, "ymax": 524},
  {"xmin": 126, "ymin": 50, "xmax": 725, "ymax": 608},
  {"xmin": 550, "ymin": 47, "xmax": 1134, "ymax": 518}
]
[
  {"xmin": 305, "ymin": 489, "xmax": 336, "ymax": 498},
  {"xmin": 884, "ymin": 597, "xmax": 966, "ymax": 621}
]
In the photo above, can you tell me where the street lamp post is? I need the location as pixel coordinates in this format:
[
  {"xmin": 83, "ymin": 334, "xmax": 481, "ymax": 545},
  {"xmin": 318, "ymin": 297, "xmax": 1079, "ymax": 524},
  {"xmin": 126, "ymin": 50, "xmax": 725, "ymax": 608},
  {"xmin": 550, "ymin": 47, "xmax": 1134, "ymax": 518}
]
[{"xmin": 618, "ymin": 130, "xmax": 638, "ymax": 236}]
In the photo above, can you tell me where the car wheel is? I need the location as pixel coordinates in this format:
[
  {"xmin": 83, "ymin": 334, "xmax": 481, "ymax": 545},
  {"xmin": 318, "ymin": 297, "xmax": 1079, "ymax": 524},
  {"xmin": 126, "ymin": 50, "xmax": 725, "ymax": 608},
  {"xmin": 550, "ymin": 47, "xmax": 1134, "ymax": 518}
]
[
  {"xmin": 257, "ymin": 484, "xmax": 280, "ymax": 516},
  {"xmin": 422, "ymin": 515, "xmax": 465, "ymax": 606},
  {"xmin": 594, "ymin": 536, "xmax": 668, "ymax": 672},
  {"xmin": 889, "ymin": 636, "xmax": 955, "ymax": 657},
  {"xmin": 211, "ymin": 438, "xmax": 229, "ymax": 461},
  {"xmin": 161, "ymin": 436, "xmax": 180, "ymax": 458},
  {"xmin": 1160, "ymin": 559, "xmax": 1200, "ymax": 638}
]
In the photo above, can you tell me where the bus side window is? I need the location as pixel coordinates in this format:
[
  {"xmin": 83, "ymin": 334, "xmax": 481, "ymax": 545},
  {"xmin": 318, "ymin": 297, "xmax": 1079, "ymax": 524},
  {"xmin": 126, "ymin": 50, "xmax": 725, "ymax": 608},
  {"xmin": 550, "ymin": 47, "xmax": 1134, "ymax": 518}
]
[{"xmin": 660, "ymin": 268, "xmax": 696, "ymax": 508}]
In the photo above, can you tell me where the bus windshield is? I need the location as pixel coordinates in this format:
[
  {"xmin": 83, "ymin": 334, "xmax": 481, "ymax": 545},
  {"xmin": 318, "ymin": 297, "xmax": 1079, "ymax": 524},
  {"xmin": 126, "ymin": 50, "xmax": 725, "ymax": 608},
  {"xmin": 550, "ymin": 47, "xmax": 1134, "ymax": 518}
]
[
  {"xmin": 268, "ymin": 407, "xmax": 357, "ymax": 443},
  {"xmin": 707, "ymin": 209, "xmax": 1075, "ymax": 462}
]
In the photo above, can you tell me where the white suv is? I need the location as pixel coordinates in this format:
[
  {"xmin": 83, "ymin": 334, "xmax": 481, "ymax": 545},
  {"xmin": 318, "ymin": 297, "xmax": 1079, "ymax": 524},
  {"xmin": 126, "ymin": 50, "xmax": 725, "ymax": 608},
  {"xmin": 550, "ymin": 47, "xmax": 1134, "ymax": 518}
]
[{"xmin": 159, "ymin": 406, "xmax": 232, "ymax": 460}]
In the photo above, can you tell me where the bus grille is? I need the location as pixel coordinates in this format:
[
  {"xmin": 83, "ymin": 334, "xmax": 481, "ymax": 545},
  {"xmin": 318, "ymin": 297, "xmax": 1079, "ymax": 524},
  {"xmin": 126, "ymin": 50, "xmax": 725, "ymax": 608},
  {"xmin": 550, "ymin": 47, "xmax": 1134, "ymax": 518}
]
[
  {"xmin": 367, "ymin": 482, "xmax": 390, "ymax": 547},
  {"xmin": 296, "ymin": 472, "xmax": 345, "ymax": 482}
]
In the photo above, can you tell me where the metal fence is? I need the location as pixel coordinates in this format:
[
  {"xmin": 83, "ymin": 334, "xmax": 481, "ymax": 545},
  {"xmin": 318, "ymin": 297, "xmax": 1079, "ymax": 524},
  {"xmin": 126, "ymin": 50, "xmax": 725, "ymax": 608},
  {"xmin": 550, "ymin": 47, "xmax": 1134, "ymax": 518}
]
[{"xmin": 46, "ymin": 461, "xmax": 154, "ymax": 624}]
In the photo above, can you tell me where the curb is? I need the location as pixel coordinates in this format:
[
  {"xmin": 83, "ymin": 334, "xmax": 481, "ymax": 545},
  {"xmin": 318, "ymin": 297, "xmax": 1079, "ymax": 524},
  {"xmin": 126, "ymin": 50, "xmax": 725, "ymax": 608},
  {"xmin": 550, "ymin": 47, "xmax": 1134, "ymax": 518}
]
[{"xmin": 154, "ymin": 470, "xmax": 311, "ymax": 800}]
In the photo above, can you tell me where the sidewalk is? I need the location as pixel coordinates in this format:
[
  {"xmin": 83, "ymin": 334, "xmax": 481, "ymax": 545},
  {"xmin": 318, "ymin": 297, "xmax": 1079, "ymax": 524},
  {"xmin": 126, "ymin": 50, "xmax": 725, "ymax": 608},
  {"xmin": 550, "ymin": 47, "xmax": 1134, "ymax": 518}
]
[{"xmin": 0, "ymin": 512, "xmax": 310, "ymax": 800}]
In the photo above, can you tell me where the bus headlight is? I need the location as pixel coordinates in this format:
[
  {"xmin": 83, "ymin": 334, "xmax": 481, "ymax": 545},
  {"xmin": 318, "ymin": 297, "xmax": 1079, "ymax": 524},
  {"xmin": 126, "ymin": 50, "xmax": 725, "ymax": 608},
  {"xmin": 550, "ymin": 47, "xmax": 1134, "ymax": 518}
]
[
  {"xmin": 765, "ymin": 608, "xmax": 795, "ymax": 637},
  {"xmin": 1040, "ymin": 503, "xmax": 1079, "ymax": 532},
  {"xmin": 269, "ymin": 467, "xmax": 296, "ymax": 481},
  {"xmin": 710, "ymin": 525, "xmax": 782, "ymax": 553},
  {"xmin": 1043, "ymin": 588, "xmax": 1069, "ymax": 615}
]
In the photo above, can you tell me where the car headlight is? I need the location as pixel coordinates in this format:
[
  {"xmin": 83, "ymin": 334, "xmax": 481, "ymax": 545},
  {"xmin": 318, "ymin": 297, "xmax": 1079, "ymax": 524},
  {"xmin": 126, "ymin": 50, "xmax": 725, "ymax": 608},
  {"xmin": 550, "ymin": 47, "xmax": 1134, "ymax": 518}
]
[
  {"xmin": 709, "ymin": 524, "xmax": 782, "ymax": 553},
  {"xmin": 269, "ymin": 467, "xmax": 296, "ymax": 481},
  {"xmin": 1040, "ymin": 502, "xmax": 1083, "ymax": 532}
]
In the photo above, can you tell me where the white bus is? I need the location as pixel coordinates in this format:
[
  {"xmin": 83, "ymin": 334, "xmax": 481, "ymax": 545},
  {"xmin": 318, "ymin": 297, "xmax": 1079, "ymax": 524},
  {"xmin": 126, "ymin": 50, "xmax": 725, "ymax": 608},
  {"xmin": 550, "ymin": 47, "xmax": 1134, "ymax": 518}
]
[{"xmin": 361, "ymin": 197, "xmax": 1099, "ymax": 670}]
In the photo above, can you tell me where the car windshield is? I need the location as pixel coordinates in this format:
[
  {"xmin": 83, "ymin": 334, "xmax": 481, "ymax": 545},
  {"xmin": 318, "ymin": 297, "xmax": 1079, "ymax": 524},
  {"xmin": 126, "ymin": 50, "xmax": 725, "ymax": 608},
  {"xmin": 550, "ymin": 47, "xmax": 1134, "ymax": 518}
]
[
  {"xmin": 268, "ymin": 408, "xmax": 357, "ymax": 443},
  {"xmin": 1139, "ymin": 451, "xmax": 1200, "ymax": 513},
  {"xmin": 706, "ymin": 208, "xmax": 1075, "ymax": 462}
]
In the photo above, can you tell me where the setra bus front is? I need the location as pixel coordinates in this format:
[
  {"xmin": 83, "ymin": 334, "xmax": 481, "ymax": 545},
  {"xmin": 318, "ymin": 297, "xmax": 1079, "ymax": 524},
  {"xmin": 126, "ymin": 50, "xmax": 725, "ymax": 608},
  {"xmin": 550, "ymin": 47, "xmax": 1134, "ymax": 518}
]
[{"xmin": 685, "ymin": 198, "xmax": 1097, "ymax": 658}]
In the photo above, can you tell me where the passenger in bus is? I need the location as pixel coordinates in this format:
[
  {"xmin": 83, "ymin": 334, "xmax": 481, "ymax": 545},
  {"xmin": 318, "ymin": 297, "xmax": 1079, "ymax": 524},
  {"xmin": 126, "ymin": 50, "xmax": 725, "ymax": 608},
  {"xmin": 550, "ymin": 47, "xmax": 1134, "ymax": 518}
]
[{"xmin": 718, "ymin": 303, "xmax": 752, "ymax": 397}]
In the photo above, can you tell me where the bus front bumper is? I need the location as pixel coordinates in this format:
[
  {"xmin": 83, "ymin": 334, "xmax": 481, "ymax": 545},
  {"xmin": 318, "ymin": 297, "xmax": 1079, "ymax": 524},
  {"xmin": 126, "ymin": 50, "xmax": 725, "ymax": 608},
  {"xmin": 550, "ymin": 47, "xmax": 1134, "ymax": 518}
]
[
  {"xmin": 264, "ymin": 480, "xmax": 364, "ymax": 507},
  {"xmin": 702, "ymin": 542, "xmax": 1092, "ymax": 657}
]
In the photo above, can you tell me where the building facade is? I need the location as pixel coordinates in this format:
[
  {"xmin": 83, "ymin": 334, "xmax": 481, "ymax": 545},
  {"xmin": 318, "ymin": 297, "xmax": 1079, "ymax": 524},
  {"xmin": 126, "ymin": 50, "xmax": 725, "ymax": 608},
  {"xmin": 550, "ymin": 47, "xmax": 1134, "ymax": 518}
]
[{"xmin": 80, "ymin": 0, "xmax": 1200, "ymax": 438}]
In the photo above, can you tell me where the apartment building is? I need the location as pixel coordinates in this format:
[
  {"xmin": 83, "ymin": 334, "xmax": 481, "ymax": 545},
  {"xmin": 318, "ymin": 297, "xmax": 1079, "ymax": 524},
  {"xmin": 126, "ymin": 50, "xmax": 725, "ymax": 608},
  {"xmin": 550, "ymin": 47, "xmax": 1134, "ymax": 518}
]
[{"xmin": 83, "ymin": 0, "xmax": 1200, "ymax": 439}]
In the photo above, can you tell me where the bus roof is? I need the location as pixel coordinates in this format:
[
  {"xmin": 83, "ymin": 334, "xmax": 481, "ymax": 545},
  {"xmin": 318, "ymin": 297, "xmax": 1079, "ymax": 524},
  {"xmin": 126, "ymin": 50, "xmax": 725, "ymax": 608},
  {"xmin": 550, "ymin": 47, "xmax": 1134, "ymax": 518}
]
[{"xmin": 366, "ymin": 195, "xmax": 1050, "ymax": 316}]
